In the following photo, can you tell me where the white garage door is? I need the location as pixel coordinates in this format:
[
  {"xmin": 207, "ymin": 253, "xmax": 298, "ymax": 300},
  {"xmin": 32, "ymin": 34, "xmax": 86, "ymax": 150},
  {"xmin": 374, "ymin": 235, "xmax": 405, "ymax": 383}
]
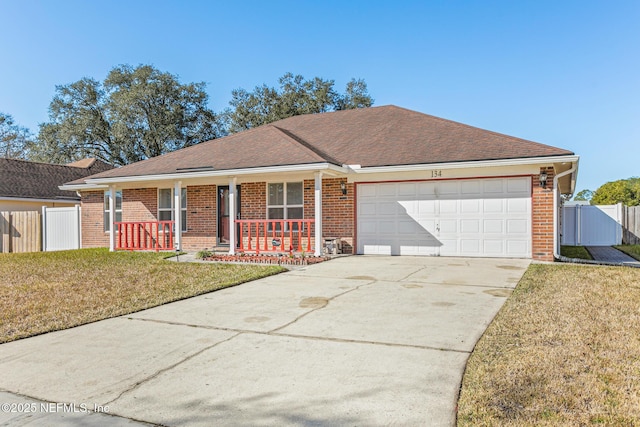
[{"xmin": 357, "ymin": 177, "xmax": 531, "ymax": 257}]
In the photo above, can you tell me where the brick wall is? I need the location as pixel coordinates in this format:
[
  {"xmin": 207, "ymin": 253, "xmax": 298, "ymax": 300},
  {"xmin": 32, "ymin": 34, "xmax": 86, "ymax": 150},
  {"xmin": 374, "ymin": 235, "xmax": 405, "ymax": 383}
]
[
  {"xmin": 81, "ymin": 191, "xmax": 109, "ymax": 248},
  {"xmin": 241, "ymin": 182, "xmax": 266, "ymax": 220},
  {"xmin": 122, "ymin": 188, "xmax": 156, "ymax": 222},
  {"xmin": 182, "ymin": 185, "xmax": 217, "ymax": 251},
  {"xmin": 532, "ymin": 167, "xmax": 555, "ymax": 261},
  {"xmin": 321, "ymin": 178, "xmax": 354, "ymax": 253},
  {"xmin": 83, "ymin": 174, "xmax": 552, "ymax": 259},
  {"xmin": 238, "ymin": 178, "xmax": 355, "ymax": 254}
]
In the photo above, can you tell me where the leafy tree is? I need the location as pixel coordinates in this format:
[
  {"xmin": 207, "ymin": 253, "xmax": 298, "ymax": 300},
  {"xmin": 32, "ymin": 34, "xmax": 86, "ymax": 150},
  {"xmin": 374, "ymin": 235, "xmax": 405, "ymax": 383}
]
[
  {"xmin": 590, "ymin": 178, "xmax": 640, "ymax": 206},
  {"xmin": 33, "ymin": 65, "xmax": 223, "ymax": 166},
  {"xmin": 226, "ymin": 72, "xmax": 374, "ymax": 133},
  {"xmin": 573, "ymin": 189, "xmax": 593, "ymax": 202},
  {"xmin": 0, "ymin": 112, "xmax": 33, "ymax": 159}
]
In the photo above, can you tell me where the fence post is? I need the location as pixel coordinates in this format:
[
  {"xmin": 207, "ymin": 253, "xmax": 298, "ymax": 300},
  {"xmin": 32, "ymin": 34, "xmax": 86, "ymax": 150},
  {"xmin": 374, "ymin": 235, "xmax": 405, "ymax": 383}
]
[
  {"xmin": 42, "ymin": 206, "xmax": 47, "ymax": 251},
  {"xmin": 75, "ymin": 205, "xmax": 82, "ymax": 249},
  {"xmin": 0, "ymin": 212, "xmax": 8, "ymax": 253}
]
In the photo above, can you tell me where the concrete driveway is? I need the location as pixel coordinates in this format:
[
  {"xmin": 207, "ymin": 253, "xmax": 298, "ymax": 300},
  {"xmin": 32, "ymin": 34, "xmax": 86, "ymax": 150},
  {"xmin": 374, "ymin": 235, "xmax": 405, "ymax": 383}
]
[{"xmin": 0, "ymin": 256, "xmax": 529, "ymax": 426}]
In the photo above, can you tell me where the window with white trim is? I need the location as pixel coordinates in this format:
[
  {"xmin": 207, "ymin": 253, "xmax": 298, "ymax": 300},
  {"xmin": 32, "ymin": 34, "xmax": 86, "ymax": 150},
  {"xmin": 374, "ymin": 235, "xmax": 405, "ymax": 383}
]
[
  {"xmin": 158, "ymin": 188, "xmax": 187, "ymax": 232},
  {"xmin": 267, "ymin": 182, "xmax": 303, "ymax": 230},
  {"xmin": 103, "ymin": 190, "xmax": 122, "ymax": 232}
]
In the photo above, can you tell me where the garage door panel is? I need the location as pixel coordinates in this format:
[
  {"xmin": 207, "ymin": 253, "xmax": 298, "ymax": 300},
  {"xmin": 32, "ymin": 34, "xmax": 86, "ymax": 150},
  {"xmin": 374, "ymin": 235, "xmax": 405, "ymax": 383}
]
[
  {"xmin": 461, "ymin": 180, "xmax": 481, "ymax": 195},
  {"xmin": 357, "ymin": 178, "xmax": 531, "ymax": 257},
  {"xmin": 378, "ymin": 202, "xmax": 398, "ymax": 215},
  {"xmin": 507, "ymin": 219, "xmax": 528, "ymax": 234},
  {"xmin": 399, "ymin": 200, "xmax": 418, "ymax": 215},
  {"xmin": 483, "ymin": 240, "xmax": 504, "ymax": 254},
  {"xmin": 507, "ymin": 240, "xmax": 528, "ymax": 254},
  {"xmin": 359, "ymin": 202, "xmax": 377, "ymax": 215},
  {"xmin": 378, "ymin": 221, "xmax": 396, "ymax": 233},
  {"xmin": 483, "ymin": 199, "xmax": 504, "ymax": 213},
  {"xmin": 398, "ymin": 183, "xmax": 417, "ymax": 196},
  {"xmin": 484, "ymin": 219, "xmax": 504, "ymax": 234},
  {"xmin": 359, "ymin": 221, "xmax": 377, "ymax": 233},
  {"xmin": 460, "ymin": 239, "xmax": 481, "ymax": 255},
  {"xmin": 359, "ymin": 185, "xmax": 377, "ymax": 197},
  {"xmin": 398, "ymin": 219, "xmax": 421, "ymax": 234},
  {"xmin": 377, "ymin": 184, "xmax": 397, "ymax": 196},
  {"xmin": 417, "ymin": 182, "xmax": 436, "ymax": 196},
  {"xmin": 418, "ymin": 200, "xmax": 437, "ymax": 214},
  {"xmin": 440, "ymin": 200, "xmax": 458, "ymax": 213},
  {"xmin": 461, "ymin": 199, "xmax": 480, "ymax": 213},
  {"xmin": 439, "ymin": 219, "xmax": 457, "ymax": 234},
  {"xmin": 439, "ymin": 181, "xmax": 459, "ymax": 195},
  {"xmin": 483, "ymin": 180, "xmax": 504, "ymax": 193},
  {"xmin": 507, "ymin": 198, "xmax": 529, "ymax": 213},
  {"xmin": 461, "ymin": 219, "xmax": 480, "ymax": 233},
  {"xmin": 507, "ymin": 177, "xmax": 530, "ymax": 193}
]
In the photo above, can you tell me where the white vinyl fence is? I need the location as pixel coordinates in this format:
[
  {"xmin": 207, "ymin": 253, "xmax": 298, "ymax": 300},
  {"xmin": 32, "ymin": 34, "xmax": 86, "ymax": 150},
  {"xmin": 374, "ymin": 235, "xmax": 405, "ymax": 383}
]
[
  {"xmin": 562, "ymin": 204, "xmax": 622, "ymax": 246},
  {"xmin": 42, "ymin": 206, "xmax": 81, "ymax": 251}
]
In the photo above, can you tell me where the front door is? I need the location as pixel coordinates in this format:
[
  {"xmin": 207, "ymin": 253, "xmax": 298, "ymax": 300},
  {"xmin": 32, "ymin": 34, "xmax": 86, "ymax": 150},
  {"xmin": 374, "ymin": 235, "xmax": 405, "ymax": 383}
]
[{"xmin": 218, "ymin": 185, "xmax": 241, "ymax": 245}]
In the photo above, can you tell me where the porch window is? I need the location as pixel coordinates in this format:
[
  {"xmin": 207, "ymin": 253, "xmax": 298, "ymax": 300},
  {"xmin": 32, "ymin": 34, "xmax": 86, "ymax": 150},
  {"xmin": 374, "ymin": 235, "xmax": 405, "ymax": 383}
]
[
  {"xmin": 158, "ymin": 188, "xmax": 187, "ymax": 232},
  {"xmin": 103, "ymin": 190, "xmax": 122, "ymax": 232},
  {"xmin": 267, "ymin": 182, "xmax": 303, "ymax": 230}
]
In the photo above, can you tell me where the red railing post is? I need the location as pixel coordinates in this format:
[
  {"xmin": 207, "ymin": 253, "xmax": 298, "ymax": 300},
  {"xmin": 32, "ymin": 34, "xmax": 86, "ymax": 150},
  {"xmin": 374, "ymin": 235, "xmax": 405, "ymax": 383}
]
[{"xmin": 263, "ymin": 221, "xmax": 268, "ymax": 252}]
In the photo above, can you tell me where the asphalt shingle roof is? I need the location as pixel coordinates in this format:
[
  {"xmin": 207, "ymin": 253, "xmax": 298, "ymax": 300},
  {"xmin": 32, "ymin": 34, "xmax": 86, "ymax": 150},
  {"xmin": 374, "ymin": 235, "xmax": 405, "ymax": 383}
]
[
  {"xmin": 68, "ymin": 105, "xmax": 574, "ymax": 183},
  {"xmin": 0, "ymin": 158, "xmax": 112, "ymax": 200}
]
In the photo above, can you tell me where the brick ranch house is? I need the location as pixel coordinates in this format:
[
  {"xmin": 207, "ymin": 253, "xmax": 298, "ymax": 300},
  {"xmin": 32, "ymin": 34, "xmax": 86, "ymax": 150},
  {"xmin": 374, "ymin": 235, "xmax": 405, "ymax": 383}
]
[{"xmin": 62, "ymin": 105, "xmax": 579, "ymax": 261}]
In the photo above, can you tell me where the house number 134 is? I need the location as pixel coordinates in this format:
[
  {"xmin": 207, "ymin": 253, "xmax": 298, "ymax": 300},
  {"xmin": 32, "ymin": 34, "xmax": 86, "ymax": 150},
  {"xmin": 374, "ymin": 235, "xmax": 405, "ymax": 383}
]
[{"xmin": 431, "ymin": 170, "xmax": 442, "ymax": 178}]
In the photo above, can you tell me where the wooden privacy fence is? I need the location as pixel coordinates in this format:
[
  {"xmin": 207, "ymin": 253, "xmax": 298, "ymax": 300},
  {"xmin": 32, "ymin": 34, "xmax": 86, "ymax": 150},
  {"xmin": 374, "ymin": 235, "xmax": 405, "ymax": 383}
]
[
  {"xmin": 622, "ymin": 205, "xmax": 640, "ymax": 245},
  {"xmin": 0, "ymin": 211, "xmax": 42, "ymax": 253}
]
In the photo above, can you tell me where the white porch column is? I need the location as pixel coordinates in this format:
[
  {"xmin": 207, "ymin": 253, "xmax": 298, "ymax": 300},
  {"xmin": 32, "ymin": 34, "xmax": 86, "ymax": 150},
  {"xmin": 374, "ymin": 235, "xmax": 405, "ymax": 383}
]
[
  {"xmin": 314, "ymin": 172, "xmax": 323, "ymax": 256},
  {"xmin": 108, "ymin": 185, "xmax": 116, "ymax": 252},
  {"xmin": 174, "ymin": 181, "xmax": 182, "ymax": 250},
  {"xmin": 229, "ymin": 177, "xmax": 237, "ymax": 255}
]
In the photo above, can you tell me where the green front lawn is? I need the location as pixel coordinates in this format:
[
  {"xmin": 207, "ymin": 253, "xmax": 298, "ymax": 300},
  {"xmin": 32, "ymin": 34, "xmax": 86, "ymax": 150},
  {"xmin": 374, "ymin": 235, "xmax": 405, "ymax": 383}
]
[
  {"xmin": 0, "ymin": 248, "xmax": 285, "ymax": 343},
  {"xmin": 458, "ymin": 264, "xmax": 640, "ymax": 425},
  {"xmin": 614, "ymin": 245, "xmax": 640, "ymax": 261},
  {"xmin": 560, "ymin": 245, "xmax": 593, "ymax": 260}
]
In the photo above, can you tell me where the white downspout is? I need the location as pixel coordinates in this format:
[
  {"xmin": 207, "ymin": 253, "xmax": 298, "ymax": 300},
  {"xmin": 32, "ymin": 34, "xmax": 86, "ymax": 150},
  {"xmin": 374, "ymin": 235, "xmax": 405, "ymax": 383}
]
[
  {"xmin": 174, "ymin": 181, "xmax": 182, "ymax": 251},
  {"xmin": 314, "ymin": 172, "xmax": 323, "ymax": 257},
  {"xmin": 229, "ymin": 177, "xmax": 237, "ymax": 255},
  {"xmin": 553, "ymin": 164, "xmax": 578, "ymax": 259},
  {"xmin": 109, "ymin": 185, "xmax": 116, "ymax": 252}
]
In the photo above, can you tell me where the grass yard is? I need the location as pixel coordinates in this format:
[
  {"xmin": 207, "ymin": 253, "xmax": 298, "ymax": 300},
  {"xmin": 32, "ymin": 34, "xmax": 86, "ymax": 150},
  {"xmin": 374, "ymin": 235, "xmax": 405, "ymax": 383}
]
[
  {"xmin": 0, "ymin": 248, "xmax": 285, "ymax": 343},
  {"xmin": 614, "ymin": 245, "xmax": 640, "ymax": 261},
  {"xmin": 560, "ymin": 245, "xmax": 593, "ymax": 260},
  {"xmin": 458, "ymin": 263, "xmax": 640, "ymax": 426}
]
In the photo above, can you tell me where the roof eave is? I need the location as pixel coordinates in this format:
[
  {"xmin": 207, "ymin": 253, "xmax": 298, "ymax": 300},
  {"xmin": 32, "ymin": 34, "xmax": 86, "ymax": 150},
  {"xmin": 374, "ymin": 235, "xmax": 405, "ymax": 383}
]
[
  {"xmin": 0, "ymin": 196, "xmax": 81, "ymax": 204},
  {"xmin": 346, "ymin": 155, "xmax": 580, "ymax": 174},
  {"xmin": 61, "ymin": 162, "xmax": 348, "ymax": 190}
]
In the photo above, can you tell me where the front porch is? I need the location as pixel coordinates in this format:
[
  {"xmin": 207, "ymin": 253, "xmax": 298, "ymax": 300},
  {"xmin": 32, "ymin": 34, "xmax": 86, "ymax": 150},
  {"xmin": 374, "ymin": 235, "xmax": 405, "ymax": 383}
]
[{"xmin": 100, "ymin": 173, "xmax": 354, "ymax": 256}]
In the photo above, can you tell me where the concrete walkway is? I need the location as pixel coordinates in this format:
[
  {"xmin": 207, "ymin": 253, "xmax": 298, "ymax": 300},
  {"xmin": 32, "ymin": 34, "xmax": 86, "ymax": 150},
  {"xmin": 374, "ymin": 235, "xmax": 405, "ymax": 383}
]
[
  {"xmin": 0, "ymin": 256, "xmax": 530, "ymax": 426},
  {"xmin": 586, "ymin": 246, "xmax": 640, "ymax": 265}
]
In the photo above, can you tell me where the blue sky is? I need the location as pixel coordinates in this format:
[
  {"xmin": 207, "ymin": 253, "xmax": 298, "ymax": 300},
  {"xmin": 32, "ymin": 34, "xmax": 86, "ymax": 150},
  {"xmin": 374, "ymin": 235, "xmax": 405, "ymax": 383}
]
[{"xmin": 1, "ymin": 0, "xmax": 638, "ymax": 193}]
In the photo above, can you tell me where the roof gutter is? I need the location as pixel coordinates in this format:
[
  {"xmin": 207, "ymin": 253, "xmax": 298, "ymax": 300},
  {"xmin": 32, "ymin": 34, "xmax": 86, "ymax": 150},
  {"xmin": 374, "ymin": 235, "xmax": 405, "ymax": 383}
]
[
  {"xmin": 553, "ymin": 161, "xmax": 579, "ymax": 260},
  {"xmin": 0, "ymin": 196, "xmax": 80, "ymax": 204},
  {"xmin": 346, "ymin": 155, "xmax": 580, "ymax": 174},
  {"xmin": 61, "ymin": 162, "xmax": 348, "ymax": 191}
]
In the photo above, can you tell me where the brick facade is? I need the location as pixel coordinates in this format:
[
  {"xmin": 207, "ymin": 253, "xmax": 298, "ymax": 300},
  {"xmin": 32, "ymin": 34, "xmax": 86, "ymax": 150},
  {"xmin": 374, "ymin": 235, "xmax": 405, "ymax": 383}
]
[
  {"xmin": 321, "ymin": 178, "xmax": 354, "ymax": 253},
  {"xmin": 531, "ymin": 167, "xmax": 555, "ymax": 261},
  {"xmin": 182, "ymin": 185, "xmax": 217, "ymax": 250},
  {"xmin": 81, "ymin": 191, "xmax": 110, "ymax": 248},
  {"xmin": 81, "ymin": 173, "xmax": 553, "ymax": 260}
]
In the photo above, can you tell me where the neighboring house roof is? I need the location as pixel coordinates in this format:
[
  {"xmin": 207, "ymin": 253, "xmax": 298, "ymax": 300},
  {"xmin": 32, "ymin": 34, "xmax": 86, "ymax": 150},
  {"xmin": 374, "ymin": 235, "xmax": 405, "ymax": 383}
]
[
  {"xmin": 0, "ymin": 158, "xmax": 113, "ymax": 201},
  {"xmin": 67, "ymin": 105, "xmax": 575, "ymax": 183}
]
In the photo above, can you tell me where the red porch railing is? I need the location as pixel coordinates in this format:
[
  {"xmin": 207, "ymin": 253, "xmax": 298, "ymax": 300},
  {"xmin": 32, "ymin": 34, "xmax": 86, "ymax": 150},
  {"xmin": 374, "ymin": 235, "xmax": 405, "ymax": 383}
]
[
  {"xmin": 115, "ymin": 221, "xmax": 174, "ymax": 252},
  {"xmin": 236, "ymin": 219, "xmax": 314, "ymax": 254}
]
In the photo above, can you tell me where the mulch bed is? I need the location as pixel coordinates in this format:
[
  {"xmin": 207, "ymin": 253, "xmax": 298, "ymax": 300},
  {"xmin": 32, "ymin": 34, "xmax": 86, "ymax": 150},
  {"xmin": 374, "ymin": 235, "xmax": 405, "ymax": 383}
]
[{"xmin": 203, "ymin": 253, "xmax": 330, "ymax": 265}]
